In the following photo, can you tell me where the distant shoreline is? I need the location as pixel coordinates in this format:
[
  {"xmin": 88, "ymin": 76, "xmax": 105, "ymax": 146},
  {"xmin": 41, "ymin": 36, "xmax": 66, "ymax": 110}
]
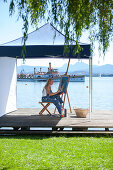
[{"xmin": 86, "ymin": 75, "xmax": 113, "ymax": 77}]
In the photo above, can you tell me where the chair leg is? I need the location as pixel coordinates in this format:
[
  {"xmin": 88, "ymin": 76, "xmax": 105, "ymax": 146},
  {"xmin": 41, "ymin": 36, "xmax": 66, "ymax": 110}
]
[
  {"xmin": 41, "ymin": 103, "xmax": 51, "ymax": 115},
  {"xmin": 39, "ymin": 103, "xmax": 51, "ymax": 115},
  {"xmin": 39, "ymin": 105, "xmax": 46, "ymax": 115}
]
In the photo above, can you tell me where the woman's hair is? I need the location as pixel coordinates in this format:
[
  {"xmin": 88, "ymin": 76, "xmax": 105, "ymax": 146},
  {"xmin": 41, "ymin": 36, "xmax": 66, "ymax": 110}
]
[{"xmin": 45, "ymin": 78, "xmax": 53, "ymax": 87}]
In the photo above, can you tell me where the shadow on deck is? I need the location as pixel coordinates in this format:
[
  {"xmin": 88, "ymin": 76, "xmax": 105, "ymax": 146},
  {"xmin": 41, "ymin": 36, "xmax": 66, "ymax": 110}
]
[{"xmin": 0, "ymin": 108, "xmax": 113, "ymax": 135}]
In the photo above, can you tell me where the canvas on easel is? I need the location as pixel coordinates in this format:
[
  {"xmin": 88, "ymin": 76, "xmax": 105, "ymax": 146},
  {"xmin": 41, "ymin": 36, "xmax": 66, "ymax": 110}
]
[
  {"xmin": 61, "ymin": 76, "xmax": 72, "ymax": 113},
  {"xmin": 58, "ymin": 76, "xmax": 69, "ymax": 93},
  {"xmin": 54, "ymin": 75, "xmax": 72, "ymax": 113},
  {"xmin": 54, "ymin": 58, "xmax": 72, "ymax": 113}
]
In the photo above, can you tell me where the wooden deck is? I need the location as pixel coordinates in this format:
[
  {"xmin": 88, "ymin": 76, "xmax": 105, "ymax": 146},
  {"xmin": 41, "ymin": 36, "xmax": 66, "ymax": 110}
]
[{"xmin": 0, "ymin": 108, "xmax": 113, "ymax": 134}]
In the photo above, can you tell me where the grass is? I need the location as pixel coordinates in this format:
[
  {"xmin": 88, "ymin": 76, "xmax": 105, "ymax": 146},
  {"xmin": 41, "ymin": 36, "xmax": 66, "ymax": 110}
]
[{"xmin": 0, "ymin": 135, "xmax": 113, "ymax": 170}]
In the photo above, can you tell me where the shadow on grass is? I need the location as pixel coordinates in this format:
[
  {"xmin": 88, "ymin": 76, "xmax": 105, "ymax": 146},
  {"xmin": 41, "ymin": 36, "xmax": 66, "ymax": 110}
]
[
  {"xmin": 0, "ymin": 167, "xmax": 11, "ymax": 170},
  {"xmin": 0, "ymin": 133, "xmax": 113, "ymax": 140}
]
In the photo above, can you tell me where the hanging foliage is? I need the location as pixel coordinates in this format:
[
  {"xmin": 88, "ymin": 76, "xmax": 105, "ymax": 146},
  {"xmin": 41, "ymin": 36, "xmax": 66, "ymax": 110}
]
[{"xmin": 4, "ymin": 0, "xmax": 113, "ymax": 56}]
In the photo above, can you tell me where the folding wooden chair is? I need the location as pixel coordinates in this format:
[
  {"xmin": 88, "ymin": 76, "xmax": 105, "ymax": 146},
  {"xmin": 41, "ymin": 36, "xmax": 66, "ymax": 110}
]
[{"xmin": 39, "ymin": 102, "xmax": 52, "ymax": 115}]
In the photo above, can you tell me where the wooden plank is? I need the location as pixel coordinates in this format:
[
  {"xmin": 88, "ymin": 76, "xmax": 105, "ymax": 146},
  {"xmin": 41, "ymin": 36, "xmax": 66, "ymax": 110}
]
[
  {"xmin": 0, "ymin": 109, "xmax": 113, "ymax": 130},
  {"xmin": 39, "ymin": 102, "xmax": 53, "ymax": 103},
  {"xmin": 1, "ymin": 115, "xmax": 113, "ymax": 128}
]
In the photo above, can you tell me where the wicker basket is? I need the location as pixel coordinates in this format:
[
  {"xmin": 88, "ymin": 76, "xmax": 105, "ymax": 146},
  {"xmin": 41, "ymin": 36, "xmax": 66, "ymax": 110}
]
[{"xmin": 74, "ymin": 108, "xmax": 89, "ymax": 118}]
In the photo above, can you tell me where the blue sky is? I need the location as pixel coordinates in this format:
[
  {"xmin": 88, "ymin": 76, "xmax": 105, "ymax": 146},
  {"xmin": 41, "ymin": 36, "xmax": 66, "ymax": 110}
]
[{"xmin": 0, "ymin": 1, "xmax": 113, "ymax": 67}]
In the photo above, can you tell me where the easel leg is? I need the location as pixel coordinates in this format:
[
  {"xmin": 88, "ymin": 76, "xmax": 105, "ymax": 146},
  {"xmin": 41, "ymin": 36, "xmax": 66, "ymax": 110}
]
[
  {"xmin": 54, "ymin": 107, "xmax": 57, "ymax": 114},
  {"xmin": 63, "ymin": 93, "xmax": 67, "ymax": 108},
  {"xmin": 67, "ymin": 92, "xmax": 72, "ymax": 113},
  {"xmin": 63, "ymin": 91, "xmax": 72, "ymax": 113}
]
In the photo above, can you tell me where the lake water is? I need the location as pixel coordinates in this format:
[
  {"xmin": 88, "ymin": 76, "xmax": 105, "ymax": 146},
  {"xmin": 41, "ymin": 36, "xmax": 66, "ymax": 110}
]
[{"xmin": 17, "ymin": 77, "xmax": 113, "ymax": 110}]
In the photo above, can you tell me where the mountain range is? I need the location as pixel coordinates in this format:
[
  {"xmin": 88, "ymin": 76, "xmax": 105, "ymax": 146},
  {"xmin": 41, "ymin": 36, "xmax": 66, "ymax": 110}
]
[{"xmin": 17, "ymin": 62, "xmax": 113, "ymax": 75}]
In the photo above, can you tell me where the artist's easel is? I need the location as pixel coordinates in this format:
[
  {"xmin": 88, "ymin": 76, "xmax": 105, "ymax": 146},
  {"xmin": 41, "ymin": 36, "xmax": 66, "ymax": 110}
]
[
  {"xmin": 54, "ymin": 58, "xmax": 72, "ymax": 113},
  {"xmin": 62, "ymin": 58, "xmax": 72, "ymax": 113}
]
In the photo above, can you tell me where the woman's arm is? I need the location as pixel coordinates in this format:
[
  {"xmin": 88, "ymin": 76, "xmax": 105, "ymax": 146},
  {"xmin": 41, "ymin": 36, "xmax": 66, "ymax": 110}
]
[{"xmin": 45, "ymin": 86, "xmax": 61, "ymax": 96}]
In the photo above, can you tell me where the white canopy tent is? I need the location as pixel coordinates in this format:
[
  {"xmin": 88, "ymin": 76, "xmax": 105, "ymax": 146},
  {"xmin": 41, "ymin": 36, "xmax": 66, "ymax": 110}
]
[
  {"xmin": 3, "ymin": 23, "xmax": 66, "ymax": 46},
  {"xmin": 0, "ymin": 23, "xmax": 92, "ymax": 118}
]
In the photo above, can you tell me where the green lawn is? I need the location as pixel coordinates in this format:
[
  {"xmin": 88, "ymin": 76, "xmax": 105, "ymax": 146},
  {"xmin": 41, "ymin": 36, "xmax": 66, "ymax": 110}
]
[{"xmin": 0, "ymin": 135, "xmax": 113, "ymax": 170}]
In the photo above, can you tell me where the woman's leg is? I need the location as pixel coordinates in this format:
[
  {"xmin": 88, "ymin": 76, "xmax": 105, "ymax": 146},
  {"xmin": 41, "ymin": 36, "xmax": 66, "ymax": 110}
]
[
  {"xmin": 56, "ymin": 95, "xmax": 63, "ymax": 104},
  {"xmin": 42, "ymin": 96, "xmax": 61, "ymax": 115},
  {"xmin": 50, "ymin": 94, "xmax": 63, "ymax": 104}
]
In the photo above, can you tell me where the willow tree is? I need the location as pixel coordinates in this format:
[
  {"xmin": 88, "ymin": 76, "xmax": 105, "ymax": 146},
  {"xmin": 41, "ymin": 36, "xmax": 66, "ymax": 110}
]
[{"xmin": 4, "ymin": 0, "xmax": 113, "ymax": 56}]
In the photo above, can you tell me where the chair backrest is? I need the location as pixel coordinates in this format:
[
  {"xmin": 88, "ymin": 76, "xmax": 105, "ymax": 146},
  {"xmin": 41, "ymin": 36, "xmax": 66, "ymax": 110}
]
[{"xmin": 59, "ymin": 76, "xmax": 69, "ymax": 93}]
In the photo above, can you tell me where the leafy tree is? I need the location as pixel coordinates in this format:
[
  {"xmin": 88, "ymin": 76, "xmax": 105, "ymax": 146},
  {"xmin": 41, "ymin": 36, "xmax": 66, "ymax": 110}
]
[{"xmin": 4, "ymin": 0, "xmax": 113, "ymax": 55}]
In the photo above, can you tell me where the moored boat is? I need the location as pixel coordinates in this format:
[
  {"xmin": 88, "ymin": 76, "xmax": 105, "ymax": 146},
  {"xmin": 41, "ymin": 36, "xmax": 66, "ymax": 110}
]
[{"xmin": 17, "ymin": 63, "xmax": 85, "ymax": 82}]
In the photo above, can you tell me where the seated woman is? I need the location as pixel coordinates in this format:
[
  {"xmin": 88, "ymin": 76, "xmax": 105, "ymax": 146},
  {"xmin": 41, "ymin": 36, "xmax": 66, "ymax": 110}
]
[{"xmin": 42, "ymin": 78, "xmax": 64, "ymax": 117}]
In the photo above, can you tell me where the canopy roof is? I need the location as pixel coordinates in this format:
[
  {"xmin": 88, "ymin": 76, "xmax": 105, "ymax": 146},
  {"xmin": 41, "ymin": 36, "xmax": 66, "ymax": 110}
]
[{"xmin": 0, "ymin": 23, "xmax": 91, "ymax": 59}]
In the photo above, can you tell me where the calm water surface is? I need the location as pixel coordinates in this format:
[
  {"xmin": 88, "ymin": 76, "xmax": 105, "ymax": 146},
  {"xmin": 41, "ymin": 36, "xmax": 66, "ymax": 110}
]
[{"xmin": 17, "ymin": 77, "xmax": 113, "ymax": 110}]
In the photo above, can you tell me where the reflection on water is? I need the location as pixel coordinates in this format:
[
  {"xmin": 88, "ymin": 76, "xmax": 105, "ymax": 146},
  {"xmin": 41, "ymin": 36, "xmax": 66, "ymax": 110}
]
[{"xmin": 17, "ymin": 77, "xmax": 113, "ymax": 110}]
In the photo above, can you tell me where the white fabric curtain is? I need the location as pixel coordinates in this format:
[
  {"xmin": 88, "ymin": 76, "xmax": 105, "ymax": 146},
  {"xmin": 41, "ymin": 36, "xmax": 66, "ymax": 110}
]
[{"xmin": 0, "ymin": 57, "xmax": 17, "ymax": 117}]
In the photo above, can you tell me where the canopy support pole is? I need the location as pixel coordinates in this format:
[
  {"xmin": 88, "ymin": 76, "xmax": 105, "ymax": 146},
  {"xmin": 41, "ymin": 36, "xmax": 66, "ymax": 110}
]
[{"xmin": 89, "ymin": 56, "xmax": 92, "ymax": 120}]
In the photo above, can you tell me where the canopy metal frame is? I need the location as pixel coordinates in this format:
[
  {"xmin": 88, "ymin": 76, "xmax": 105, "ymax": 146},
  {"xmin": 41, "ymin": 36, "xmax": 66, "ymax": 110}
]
[
  {"xmin": 0, "ymin": 23, "xmax": 92, "ymax": 119},
  {"xmin": 89, "ymin": 56, "xmax": 93, "ymax": 120}
]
